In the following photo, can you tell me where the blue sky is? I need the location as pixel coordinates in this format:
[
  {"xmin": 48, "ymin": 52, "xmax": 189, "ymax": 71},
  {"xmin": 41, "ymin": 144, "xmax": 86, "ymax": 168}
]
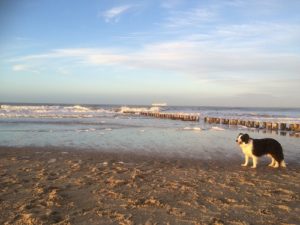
[{"xmin": 0, "ymin": 0, "xmax": 300, "ymax": 107}]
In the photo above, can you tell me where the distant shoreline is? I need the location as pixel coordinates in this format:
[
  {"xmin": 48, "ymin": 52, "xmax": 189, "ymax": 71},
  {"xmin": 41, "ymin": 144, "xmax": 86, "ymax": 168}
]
[{"xmin": 1, "ymin": 102, "xmax": 300, "ymax": 109}]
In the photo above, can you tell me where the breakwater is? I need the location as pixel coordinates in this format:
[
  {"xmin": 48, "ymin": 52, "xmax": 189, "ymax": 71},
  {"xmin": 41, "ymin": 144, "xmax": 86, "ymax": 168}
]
[
  {"xmin": 204, "ymin": 117, "xmax": 300, "ymax": 132},
  {"xmin": 140, "ymin": 112, "xmax": 200, "ymax": 121},
  {"xmin": 122, "ymin": 109, "xmax": 300, "ymax": 132}
]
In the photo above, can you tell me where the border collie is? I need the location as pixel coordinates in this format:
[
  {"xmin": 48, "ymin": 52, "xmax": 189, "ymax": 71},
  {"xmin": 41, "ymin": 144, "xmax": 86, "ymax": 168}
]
[{"xmin": 236, "ymin": 133, "xmax": 286, "ymax": 168}]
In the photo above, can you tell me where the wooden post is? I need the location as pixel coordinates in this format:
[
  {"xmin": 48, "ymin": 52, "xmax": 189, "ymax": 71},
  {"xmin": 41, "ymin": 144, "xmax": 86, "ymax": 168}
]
[
  {"xmin": 279, "ymin": 123, "xmax": 286, "ymax": 131},
  {"xmin": 272, "ymin": 123, "xmax": 279, "ymax": 130},
  {"xmin": 254, "ymin": 121, "xmax": 260, "ymax": 128},
  {"xmin": 295, "ymin": 124, "xmax": 300, "ymax": 132},
  {"xmin": 245, "ymin": 121, "xmax": 251, "ymax": 127},
  {"xmin": 266, "ymin": 122, "xmax": 272, "ymax": 130},
  {"xmin": 260, "ymin": 122, "xmax": 266, "ymax": 129},
  {"xmin": 290, "ymin": 124, "xmax": 300, "ymax": 132}
]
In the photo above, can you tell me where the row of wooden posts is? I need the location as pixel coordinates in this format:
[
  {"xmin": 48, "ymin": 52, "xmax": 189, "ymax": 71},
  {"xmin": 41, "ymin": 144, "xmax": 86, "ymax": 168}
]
[
  {"xmin": 140, "ymin": 112, "xmax": 200, "ymax": 121},
  {"xmin": 204, "ymin": 117, "xmax": 300, "ymax": 132},
  {"xmin": 124, "ymin": 111, "xmax": 300, "ymax": 132}
]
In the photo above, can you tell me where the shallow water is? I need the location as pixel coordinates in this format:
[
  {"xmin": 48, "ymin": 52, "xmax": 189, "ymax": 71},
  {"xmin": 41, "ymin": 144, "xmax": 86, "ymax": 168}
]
[{"xmin": 0, "ymin": 103, "xmax": 299, "ymax": 163}]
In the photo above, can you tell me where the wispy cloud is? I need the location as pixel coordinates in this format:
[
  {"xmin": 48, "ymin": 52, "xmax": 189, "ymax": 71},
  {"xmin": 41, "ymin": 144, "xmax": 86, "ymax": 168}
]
[
  {"xmin": 164, "ymin": 7, "xmax": 215, "ymax": 28},
  {"xmin": 102, "ymin": 5, "xmax": 133, "ymax": 23},
  {"xmin": 10, "ymin": 20, "xmax": 300, "ymax": 96},
  {"xmin": 11, "ymin": 38, "xmax": 300, "ymax": 79},
  {"xmin": 161, "ymin": 0, "xmax": 184, "ymax": 9},
  {"xmin": 12, "ymin": 64, "xmax": 27, "ymax": 71},
  {"xmin": 12, "ymin": 64, "xmax": 40, "ymax": 74}
]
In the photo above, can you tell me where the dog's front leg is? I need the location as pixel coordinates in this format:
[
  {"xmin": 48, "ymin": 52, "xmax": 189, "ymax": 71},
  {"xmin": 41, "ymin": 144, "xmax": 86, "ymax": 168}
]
[
  {"xmin": 241, "ymin": 155, "xmax": 249, "ymax": 166},
  {"xmin": 251, "ymin": 156, "xmax": 258, "ymax": 168}
]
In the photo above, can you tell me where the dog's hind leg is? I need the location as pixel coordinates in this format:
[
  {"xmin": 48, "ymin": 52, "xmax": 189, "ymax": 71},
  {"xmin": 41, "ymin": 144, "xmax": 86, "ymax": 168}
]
[
  {"xmin": 268, "ymin": 155, "xmax": 275, "ymax": 167},
  {"xmin": 280, "ymin": 160, "xmax": 287, "ymax": 168},
  {"xmin": 273, "ymin": 161, "xmax": 280, "ymax": 168}
]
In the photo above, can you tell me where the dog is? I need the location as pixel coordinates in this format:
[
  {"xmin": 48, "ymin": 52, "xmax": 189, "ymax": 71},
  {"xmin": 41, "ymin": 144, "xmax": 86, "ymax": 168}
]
[{"xmin": 236, "ymin": 133, "xmax": 286, "ymax": 168}]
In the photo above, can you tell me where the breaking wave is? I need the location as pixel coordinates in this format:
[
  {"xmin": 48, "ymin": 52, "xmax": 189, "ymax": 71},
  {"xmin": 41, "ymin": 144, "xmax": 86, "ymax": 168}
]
[{"xmin": 0, "ymin": 104, "xmax": 114, "ymax": 119}]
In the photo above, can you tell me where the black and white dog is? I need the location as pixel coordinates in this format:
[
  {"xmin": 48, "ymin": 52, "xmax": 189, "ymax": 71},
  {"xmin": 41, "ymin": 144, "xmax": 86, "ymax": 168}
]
[{"xmin": 236, "ymin": 133, "xmax": 286, "ymax": 168}]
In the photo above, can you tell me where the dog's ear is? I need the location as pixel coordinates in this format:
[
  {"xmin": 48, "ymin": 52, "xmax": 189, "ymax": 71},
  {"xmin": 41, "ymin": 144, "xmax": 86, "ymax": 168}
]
[{"xmin": 242, "ymin": 134, "xmax": 250, "ymax": 144}]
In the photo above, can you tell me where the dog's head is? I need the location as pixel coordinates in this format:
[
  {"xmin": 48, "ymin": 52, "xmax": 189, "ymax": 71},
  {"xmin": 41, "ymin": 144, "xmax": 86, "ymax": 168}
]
[{"xmin": 236, "ymin": 133, "xmax": 250, "ymax": 145}]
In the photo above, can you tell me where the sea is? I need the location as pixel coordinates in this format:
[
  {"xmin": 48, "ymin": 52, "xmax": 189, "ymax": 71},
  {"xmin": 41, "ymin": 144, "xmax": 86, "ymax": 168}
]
[{"xmin": 1, "ymin": 103, "xmax": 300, "ymax": 163}]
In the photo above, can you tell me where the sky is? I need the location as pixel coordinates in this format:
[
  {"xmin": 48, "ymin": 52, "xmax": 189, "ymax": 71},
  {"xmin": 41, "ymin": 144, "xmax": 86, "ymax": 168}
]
[{"xmin": 0, "ymin": 0, "xmax": 300, "ymax": 107}]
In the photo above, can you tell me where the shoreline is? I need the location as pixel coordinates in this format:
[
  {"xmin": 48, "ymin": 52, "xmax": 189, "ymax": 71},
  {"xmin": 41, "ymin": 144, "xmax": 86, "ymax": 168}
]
[{"xmin": 1, "ymin": 147, "xmax": 299, "ymax": 224}]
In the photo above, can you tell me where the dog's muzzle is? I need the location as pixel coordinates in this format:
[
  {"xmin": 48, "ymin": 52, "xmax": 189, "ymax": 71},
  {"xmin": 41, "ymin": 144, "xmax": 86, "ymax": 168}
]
[{"xmin": 236, "ymin": 140, "xmax": 242, "ymax": 145}]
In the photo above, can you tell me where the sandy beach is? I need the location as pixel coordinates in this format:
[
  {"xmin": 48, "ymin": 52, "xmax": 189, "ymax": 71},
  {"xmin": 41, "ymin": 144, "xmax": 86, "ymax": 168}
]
[{"xmin": 0, "ymin": 147, "xmax": 299, "ymax": 225}]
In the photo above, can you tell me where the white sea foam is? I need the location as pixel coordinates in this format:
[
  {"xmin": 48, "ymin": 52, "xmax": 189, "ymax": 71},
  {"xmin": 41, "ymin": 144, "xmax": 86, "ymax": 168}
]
[
  {"xmin": 211, "ymin": 126, "xmax": 225, "ymax": 131},
  {"xmin": 65, "ymin": 105, "xmax": 90, "ymax": 112},
  {"xmin": 1, "ymin": 104, "xmax": 299, "ymax": 124},
  {"xmin": 118, "ymin": 106, "xmax": 160, "ymax": 114},
  {"xmin": 0, "ymin": 104, "xmax": 114, "ymax": 119},
  {"xmin": 183, "ymin": 127, "xmax": 202, "ymax": 131}
]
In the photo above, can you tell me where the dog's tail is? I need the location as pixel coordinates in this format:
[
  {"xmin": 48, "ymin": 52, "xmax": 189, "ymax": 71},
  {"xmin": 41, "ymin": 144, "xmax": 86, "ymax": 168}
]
[{"xmin": 280, "ymin": 160, "xmax": 287, "ymax": 168}]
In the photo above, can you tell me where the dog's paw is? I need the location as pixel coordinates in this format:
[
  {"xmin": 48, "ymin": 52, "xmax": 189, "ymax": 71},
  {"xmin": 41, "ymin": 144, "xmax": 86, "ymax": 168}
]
[
  {"xmin": 241, "ymin": 164, "xmax": 247, "ymax": 167},
  {"xmin": 251, "ymin": 166, "xmax": 257, "ymax": 169}
]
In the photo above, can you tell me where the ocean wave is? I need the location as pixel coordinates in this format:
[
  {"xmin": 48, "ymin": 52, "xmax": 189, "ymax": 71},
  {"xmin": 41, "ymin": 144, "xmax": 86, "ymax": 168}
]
[
  {"xmin": 117, "ymin": 106, "xmax": 160, "ymax": 114},
  {"xmin": 0, "ymin": 104, "xmax": 115, "ymax": 119},
  {"xmin": 1, "ymin": 104, "xmax": 299, "ymax": 124},
  {"xmin": 64, "ymin": 105, "xmax": 91, "ymax": 112}
]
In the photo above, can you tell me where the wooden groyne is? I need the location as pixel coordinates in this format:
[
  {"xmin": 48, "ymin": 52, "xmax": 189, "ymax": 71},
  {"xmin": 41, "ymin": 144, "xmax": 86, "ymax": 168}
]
[
  {"xmin": 204, "ymin": 117, "xmax": 300, "ymax": 132},
  {"xmin": 122, "ymin": 109, "xmax": 299, "ymax": 131},
  {"xmin": 140, "ymin": 112, "xmax": 200, "ymax": 121}
]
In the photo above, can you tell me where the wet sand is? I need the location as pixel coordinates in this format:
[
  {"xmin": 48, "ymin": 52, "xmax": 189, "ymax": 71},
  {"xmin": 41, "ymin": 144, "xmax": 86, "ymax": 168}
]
[{"xmin": 0, "ymin": 147, "xmax": 299, "ymax": 225}]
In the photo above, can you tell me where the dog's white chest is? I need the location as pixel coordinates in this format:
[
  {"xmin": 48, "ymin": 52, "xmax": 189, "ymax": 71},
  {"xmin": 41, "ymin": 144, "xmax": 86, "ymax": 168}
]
[{"xmin": 240, "ymin": 140, "xmax": 253, "ymax": 156}]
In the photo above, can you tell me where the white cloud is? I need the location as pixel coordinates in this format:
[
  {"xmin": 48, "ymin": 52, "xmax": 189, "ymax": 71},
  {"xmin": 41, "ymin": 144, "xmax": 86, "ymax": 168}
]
[
  {"xmin": 12, "ymin": 64, "xmax": 39, "ymax": 74},
  {"xmin": 10, "ymin": 21, "xmax": 300, "ymax": 93},
  {"xmin": 102, "ymin": 5, "xmax": 133, "ymax": 23},
  {"xmin": 12, "ymin": 64, "xmax": 28, "ymax": 71},
  {"xmin": 13, "ymin": 39, "xmax": 299, "ymax": 80},
  {"xmin": 161, "ymin": 0, "xmax": 184, "ymax": 9},
  {"xmin": 164, "ymin": 7, "xmax": 215, "ymax": 28}
]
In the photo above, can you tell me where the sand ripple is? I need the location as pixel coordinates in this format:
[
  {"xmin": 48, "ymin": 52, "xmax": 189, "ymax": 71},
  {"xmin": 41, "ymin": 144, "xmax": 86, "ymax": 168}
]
[{"xmin": 0, "ymin": 147, "xmax": 299, "ymax": 225}]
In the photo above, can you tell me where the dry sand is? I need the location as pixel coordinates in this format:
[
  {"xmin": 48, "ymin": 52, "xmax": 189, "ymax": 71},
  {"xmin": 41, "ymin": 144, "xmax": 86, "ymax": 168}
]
[{"xmin": 0, "ymin": 147, "xmax": 299, "ymax": 225}]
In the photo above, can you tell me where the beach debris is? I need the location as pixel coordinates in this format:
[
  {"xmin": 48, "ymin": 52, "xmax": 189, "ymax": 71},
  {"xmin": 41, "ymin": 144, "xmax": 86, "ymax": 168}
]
[
  {"xmin": 99, "ymin": 161, "xmax": 108, "ymax": 167},
  {"xmin": 210, "ymin": 217, "xmax": 225, "ymax": 225},
  {"xmin": 48, "ymin": 158, "xmax": 57, "ymax": 163}
]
